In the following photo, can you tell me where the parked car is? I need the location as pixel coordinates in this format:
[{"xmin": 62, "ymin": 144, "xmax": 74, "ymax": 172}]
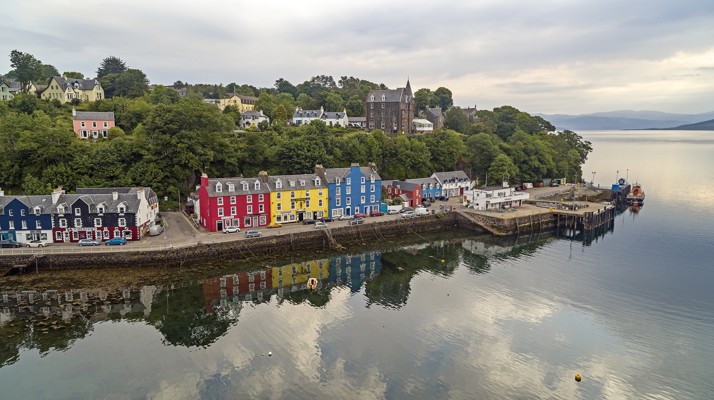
[
  {"xmin": 26, "ymin": 240, "xmax": 49, "ymax": 248},
  {"xmin": 348, "ymin": 217, "xmax": 365, "ymax": 226},
  {"xmin": 400, "ymin": 211, "xmax": 415, "ymax": 219},
  {"xmin": 387, "ymin": 209, "xmax": 399, "ymax": 215},
  {"xmin": 320, "ymin": 217, "xmax": 334, "ymax": 222},
  {"xmin": 422, "ymin": 200, "xmax": 432, "ymax": 207},
  {"xmin": 399, "ymin": 207, "xmax": 414, "ymax": 213},
  {"xmin": 105, "ymin": 237, "xmax": 127, "ymax": 246},
  {"xmin": 302, "ymin": 219, "xmax": 317, "ymax": 225},
  {"xmin": 353, "ymin": 212, "xmax": 368, "ymax": 219},
  {"xmin": 245, "ymin": 230, "xmax": 262, "ymax": 238},
  {"xmin": 149, "ymin": 225, "xmax": 165, "ymax": 236},
  {"xmin": 268, "ymin": 222, "xmax": 283, "ymax": 229},
  {"xmin": 223, "ymin": 226, "xmax": 240, "ymax": 233},
  {"xmin": 338, "ymin": 214, "xmax": 352, "ymax": 221},
  {"xmin": 78, "ymin": 239, "xmax": 100, "ymax": 246},
  {"xmin": 315, "ymin": 221, "xmax": 328, "ymax": 229},
  {"xmin": 369, "ymin": 210, "xmax": 384, "ymax": 217},
  {"xmin": 550, "ymin": 181, "xmax": 560, "ymax": 187},
  {"xmin": 0, "ymin": 240, "xmax": 23, "ymax": 248}
]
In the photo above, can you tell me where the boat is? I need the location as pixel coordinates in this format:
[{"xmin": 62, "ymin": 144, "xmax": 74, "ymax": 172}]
[
  {"xmin": 610, "ymin": 178, "xmax": 631, "ymax": 205},
  {"xmin": 626, "ymin": 183, "xmax": 645, "ymax": 206},
  {"xmin": 307, "ymin": 278, "xmax": 318, "ymax": 290}
]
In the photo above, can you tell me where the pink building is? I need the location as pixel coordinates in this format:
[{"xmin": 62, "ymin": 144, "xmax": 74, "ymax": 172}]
[{"xmin": 72, "ymin": 109, "xmax": 115, "ymax": 139}]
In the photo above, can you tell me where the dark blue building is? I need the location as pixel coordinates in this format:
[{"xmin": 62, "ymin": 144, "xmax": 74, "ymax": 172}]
[{"xmin": 0, "ymin": 195, "xmax": 53, "ymax": 243}]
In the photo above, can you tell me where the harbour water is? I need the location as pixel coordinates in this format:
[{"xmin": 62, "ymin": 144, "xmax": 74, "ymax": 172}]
[{"xmin": 1, "ymin": 130, "xmax": 713, "ymax": 399}]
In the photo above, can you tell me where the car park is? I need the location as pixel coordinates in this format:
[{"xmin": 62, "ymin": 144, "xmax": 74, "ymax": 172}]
[
  {"xmin": 149, "ymin": 225, "xmax": 165, "ymax": 236},
  {"xmin": 315, "ymin": 221, "xmax": 328, "ymax": 229},
  {"xmin": 369, "ymin": 210, "xmax": 384, "ymax": 217},
  {"xmin": 105, "ymin": 237, "xmax": 127, "ymax": 246},
  {"xmin": 0, "ymin": 240, "xmax": 23, "ymax": 248},
  {"xmin": 223, "ymin": 226, "xmax": 241, "ymax": 233},
  {"xmin": 78, "ymin": 239, "xmax": 100, "ymax": 246},
  {"xmin": 245, "ymin": 230, "xmax": 262, "ymax": 238},
  {"xmin": 26, "ymin": 240, "xmax": 49, "ymax": 248},
  {"xmin": 348, "ymin": 217, "xmax": 365, "ymax": 226}
]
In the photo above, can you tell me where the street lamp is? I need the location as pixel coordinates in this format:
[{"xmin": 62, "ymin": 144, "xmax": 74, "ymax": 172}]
[{"xmin": 591, "ymin": 171, "xmax": 596, "ymax": 185}]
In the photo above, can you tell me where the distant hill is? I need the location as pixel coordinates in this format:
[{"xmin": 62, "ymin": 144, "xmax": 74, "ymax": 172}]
[
  {"xmin": 667, "ymin": 119, "xmax": 714, "ymax": 130},
  {"xmin": 537, "ymin": 110, "xmax": 714, "ymax": 130}
]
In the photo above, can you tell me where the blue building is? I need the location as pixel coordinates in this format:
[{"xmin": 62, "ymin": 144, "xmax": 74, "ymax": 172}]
[
  {"xmin": 316, "ymin": 163, "xmax": 382, "ymax": 218},
  {"xmin": 0, "ymin": 193, "xmax": 54, "ymax": 243},
  {"xmin": 406, "ymin": 177, "xmax": 443, "ymax": 201}
]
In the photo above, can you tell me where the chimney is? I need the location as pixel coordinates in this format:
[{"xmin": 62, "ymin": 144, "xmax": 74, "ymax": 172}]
[
  {"xmin": 258, "ymin": 171, "xmax": 269, "ymax": 183},
  {"xmin": 200, "ymin": 172, "xmax": 209, "ymax": 187},
  {"xmin": 314, "ymin": 164, "xmax": 326, "ymax": 179},
  {"xmin": 112, "ymin": 190, "xmax": 119, "ymax": 201},
  {"xmin": 0, "ymin": 187, "xmax": 4, "ymax": 197},
  {"xmin": 368, "ymin": 162, "xmax": 378, "ymax": 172},
  {"xmin": 51, "ymin": 186, "xmax": 65, "ymax": 203},
  {"xmin": 136, "ymin": 187, "xmax": 144, "ymax": 200}
]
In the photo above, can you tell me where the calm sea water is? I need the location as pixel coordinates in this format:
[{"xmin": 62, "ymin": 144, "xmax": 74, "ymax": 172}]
[{"xmin": 1, "ymin": 130, "xmax": 713, "ymax": 400}]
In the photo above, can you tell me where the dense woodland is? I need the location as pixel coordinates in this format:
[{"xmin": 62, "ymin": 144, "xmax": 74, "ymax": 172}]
[{"xmin": 1, "ymin": 53, "xmax": 592, "ymax": 204}]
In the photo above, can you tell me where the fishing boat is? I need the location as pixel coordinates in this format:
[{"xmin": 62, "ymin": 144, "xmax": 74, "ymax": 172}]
[{"xmin": 626, "ymin": 183, "xmax": 645, "ymax": 206}]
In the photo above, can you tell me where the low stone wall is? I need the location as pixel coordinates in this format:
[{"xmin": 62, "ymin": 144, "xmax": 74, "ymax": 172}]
[
  {"xmin": 1, "ymin": 214, "xmax": 464, "ymax": 271},
  {"xmin": 457, "ymin": 211, "xmax": 556, "ymax": 236}
]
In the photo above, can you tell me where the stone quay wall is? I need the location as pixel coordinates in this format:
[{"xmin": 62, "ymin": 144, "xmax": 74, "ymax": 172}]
[{"xmin": 1, "ymin": 214, "xmax": 471, "ymax": 271}]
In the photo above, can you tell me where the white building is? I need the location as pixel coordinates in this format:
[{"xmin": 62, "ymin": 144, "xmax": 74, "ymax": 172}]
[
  {"xmin": 432, "ymin": 170, "xmax": 471, "ymax": 197},
  {"xmin": 321, "ymin": 108, "xmax": 349, "ymax": 127},
  {"xmin": 463, "ymin": 186, "xmax": 529, "ymax": 210},
  {"xmin": 293, "ymin": 106, "xmax": 324, "ymax": 125},
  {"xmin": 240, "ymin": 110, "xmax": 270, "ymax": 129},
  {"xmin": 412, "ymin": 118, "xmax": 434, "ymax": 133}
]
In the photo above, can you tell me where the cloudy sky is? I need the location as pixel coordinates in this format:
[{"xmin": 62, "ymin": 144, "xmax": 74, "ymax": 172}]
[{"xmin": 3, "ymin": 0, "xmax": 714, "ymax": 114}]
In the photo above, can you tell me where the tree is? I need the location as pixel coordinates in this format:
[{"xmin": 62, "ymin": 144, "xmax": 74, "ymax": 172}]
[
  {"xmin": 22, "ymin": 174, "xmax": 51, "ymax": 195},
  {"xmin": 147, "ymin": 85, "xmax": 180, "ymax": 104},
  {"xmin": 323, "ymin": 91, "xmax": 344, "ymax": 112},
  {"xmin": 274, "ymin": 78, "xmax": 297, "ymax": 97},
  {"xmin": 9, "ymin": 50, "xmax": 43, "ymax": 92},
  {"xmin": 254, "ymin": 92, "xmax": 277, "ymax": 119},
  {"xmin": 107, "ymin": 126, "xmax": 126, "ymax": 140},
  {"xmin": 414, "ymin": 88, "xmax": 436, "ymax": 113},
  {"xmin": 41, "ymin": 64, "xmax": 60, "ymax": 80},
  {"xmin": 346, "ymin": 96, "xmax": 365, "ymax": 117},
  {"xmin": 114, "ymin": 69, "xmax": 150, "ymax": 98},
  {"xmin": 445, "ymin": 107, "xmax": 467, "ymax": 133},
  {"xmin": 434, "ymin": 87, "xmax": 453, "ymax": 111},
  {"xmin": 273, "ymin": 104, "xmax": 288, "ymax": 125},
  {"xmin": 296, "ymin": 93, "xmax": 314, "ymax": 110},
  {"xmin": 489, "ymin": 154, "xmax": 518, "ymax": 184},
  {"xmin": 63, "ymin": 71, "xmax": 84, "ymax": 79},
  {"xmin": 97, "ymin": 56, "xmax": 127, "ymax": 78}
]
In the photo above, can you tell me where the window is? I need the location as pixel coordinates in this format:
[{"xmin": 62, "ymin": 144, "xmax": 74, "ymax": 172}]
[
  {"xmin": 247, "ymin": 205, "xmax": 253, "ymax": 214},
  {"xmin": 118, "ymin": 218, "xmax": 126, "ymax": 227},
  {"xmin": 218, "ymin": 208, "xmax": 224, "ymax": 217},
  {"xmin": 104, "ymin": 230, "xmax": 110, "ymax": 239},
  {"xmin": 370, "ymin": 195, "xmax": 375, "ymax": 203},
  {"xmin": 336, "ymin": 178, "xmax": 341, "ymax": 185},
  {"xmin": 231, "ymin": 206, "xmax": 236, "ymax": 215},
  {"xmin": 118, "ymin": 205, "xmax": 125, "ymax": 214},
  {"xmin": 36, "ymin": 220, "xmax": 42, "ymax": 229},
  {"xmin": 336, "ymin": 187, "xmax": 341, "ymax": 195},
  {"xmin": 381, "ymin": 94, "xmax": 386, "ymax": 101},
  {"xmin": 21, "ymin": 221, "xmax": 27, "ymax": 230},
  {"xmin": 346, "ymin": 178, "xmax": 351, "ymax": 185},
  {"xmin": 20, "ymin": 209, "xmax": 26, "ymax": 216},
  {"xmin": 370, "ymin": 95, "xmax": 374, "ymax": 101},
  {"xmin": 260, "ymin": 215, "xmax": 266, "ymax": 225},
  {"xmin": 381, "ymin": 103, "xmax": 385, "ymax": 109},
  {"xmin": 92, "ymin": 121, "xmax": 97, "ymax": 128},
  {"xmin": 318, "ymin": 199, "xmax": 323, "ymax": 207},
  {"xmin": 254, "ymin": 181, "xmax": 260, "ymax": 190},
  {"xmin": 230, "ymin": 196, "xmax": 236, "ymax": 204},
  {"xmin": 59, "ymin": 219, "xmax": 67, "ymax": 228},
  {"xmin": 81, "ymin": 121, "xmax": 86, "ymax": 127},
  {"xmin": 103, "ymin": 122, "xmax": 108, "ymax": 128},
  {"xmin": 242, "ymin": 182, "xmax": 248, "ymax": 191},
  {"xmin": 277, "ymin": 203, "xmax": 282, "ymax": 211},
  {"xmin": 216, "ymin": 183, "xmax": 222, "ymax": 192},
  {"xmin": 247, "ymin": 195, "xmax": 253, "ymax": 203},
  {"xmin": 228, "ymin": 184, "xmax": 235, "ymax": 192},
  {"xmin": 217, "ymin": 197, "xmax": 224, "ymax": 205},
  {"xmin": 244, "ymin": 217, "xmax": 251, "ymax": 227},
  {"xmin": 259, "ymin": 194, "xmax": 264, "ymax": 202},
  {"xmin": 74, "ymin": 208, "xmax": 81, "ymax": 216},
  {"xmin": 336, "ymin": 198, "xmax": 341, "ymax": 206},
  {"xmin": 9, "ymin": 221, "xmax": 14, "ymax": 229},
  {"xmin": 290, "ymin": 191, "xmax": 296, "ymax": 199},
  {"xmin": 276, "ymin": 192, "xmax": 282, "ymax": 200},
  {"xmin": 306, "ymin": 200, "xmax": 310, "ymax": 208},
  {"xmin": 276, "ymin": 180, "xmax": 282, "ymax": 189},
  {"xmin": 371, "ymin": 184, "xmax": 375, "ymax": 192},
  {"xmin": 361, "ymin": 196, "xmax": 366, "ymax": 204},
  {"xmin": 346, "ymin": 197, "xmax": 351, "ymax": 205},
  {"xmin": 97, "ymin": 205, "xmax": 105, "ymax": 214},
  {"xmin": 346, "ymin": 187, "xmax": 351, "ymax": 195},
  {"xmin": 361, "ymin": 185, "xmax": 366, "ymax": 193},
  {"xmin": 74, "ymin": 218, "xmax": 82, "ymax": 227},
  {"xmin": 94, "ymin": 218, "xmax": 102, "ymax": 227},
  {"xmin": 291, "ymin": 201, "xmax": 295, "ymax": 210},
  {"xmin": 55, "ymin": 231, "xmax": 62, "ymax": 241},
  {"xmin": 259, "ymin": 204, "xmax": 264, "ymax": 213}
]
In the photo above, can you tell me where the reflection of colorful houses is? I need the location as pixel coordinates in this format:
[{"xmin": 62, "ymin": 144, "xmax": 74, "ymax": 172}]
[
  {"xmin": 329, "ymin": 251, "xmax": 382, "ymax": 292},
  {"xmin": 272, "ymin": 259, "xmax": 329, "ymax": 293},
  {"xmin": 202, "ymin": 269, "xmax": 273, "ymax": 311}
]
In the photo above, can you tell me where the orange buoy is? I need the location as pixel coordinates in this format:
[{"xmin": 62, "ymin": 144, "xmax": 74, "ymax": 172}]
[{"xmin": 575, "ymin": 374, "xmax": 582, "ymax": 382}]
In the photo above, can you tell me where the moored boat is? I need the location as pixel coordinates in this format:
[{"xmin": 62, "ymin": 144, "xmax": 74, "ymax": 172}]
[{"xmin": 626, "ymin": 183, "xmax": 645, "ymax": 206}]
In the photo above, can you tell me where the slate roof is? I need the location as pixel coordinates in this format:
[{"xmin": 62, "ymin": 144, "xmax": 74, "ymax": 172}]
[
  {"xmin": 425, "ymin": 108, "xmax": 443, "ymax": 118},
  {"xmin": 406, "ymin": 177, "xmax": 441, "ymax": 186},
  {"xmin": 73, "ymin": 111, "xmax": 115, "ymax": 121},
  {"xmin": 205, "ymin": 177, "xmax": 270, "ymax": 197},
  {"xmin": 52, "ymin": 76, "xmax": 101, "ymax": 91},
  {"xmin": 366, "ymin": 88, "xmax": 406, "ymax": 103},
  {"xmin": 348, "ymin": 116, "xmax": 366, "ymax": 122},
  {"xmin": 241, "ymin": 111, "xmax": 267, "ymax": 119},
  {"xmin": 293, "ymin": 108, "xmax": 323, "ymax": 118},
  {"xmin": 225, "ymin": 93, "xmax": 257, "ymax": 102},
  {"xmin": 75, "ymin": 187, "xmax": 158, "ymax": 204},
  {"xmin": 433, "ymin": 170, "xmax": 470, "ymax": 183},
  {"xmin": 0, "ymin": 188, "xmax": 157, "ymax": 215},
  {"xmin": 388, "ymin": 180, "xmax": 420, "ymax": 191},
  {"xmin": 264, "ymin": 173, "xmax": 327, "ymax": 191},
  {"xmin": 323, "ymin": 166, "xmax": 382, "ymax": 183},
  {"xmin": 322, "ymin": 111, "xmax": 347, "ymax": 120},
  {"xmin": 0, "ymin": 195, "xmax": 54, "ymax": 214}
]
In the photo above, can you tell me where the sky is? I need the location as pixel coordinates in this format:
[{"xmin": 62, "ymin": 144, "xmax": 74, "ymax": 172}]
[{"xmin": 2, "ymin": 0, "xmax": 714, "ymax": 115}]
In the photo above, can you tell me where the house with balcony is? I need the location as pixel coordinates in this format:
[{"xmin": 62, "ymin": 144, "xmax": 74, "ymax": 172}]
[
  {"xmin": 315, "ymin": 163, "xmax": 381, "ymax": 218},
  {"xmin": 265, "ymin": 173, "xmax": 328, "ymax": 224},
  {"xmin": 197, "ymin": 173, "xmax": 271, "ymax": 232},
  {"xmin": 72, "ymin": 109, "xmax": 115, "ymax": 139},
  {"xmin": 462, "ymin": 185, "xmax": 529, "ymax": 210}
]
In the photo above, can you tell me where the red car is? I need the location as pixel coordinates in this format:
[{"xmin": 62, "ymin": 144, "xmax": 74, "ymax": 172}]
[
  {"xmin": 369, "ymin": 210, "xmax": 384, "ymax": 217},
  {"xmin": 353, "ymin": 212, "xmax": 368, "ymax": 219}
]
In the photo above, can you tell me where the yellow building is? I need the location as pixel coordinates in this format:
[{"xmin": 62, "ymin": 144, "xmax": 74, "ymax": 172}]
[
  {"xmin": 218, "ymin": 93, "xmax": 257, "ymax": 113},
  {"xmin": 271, "ymin": 258, "xmax": 329, "ymax": 289},
  {"xmin": 266, "ymin": 173, "xmax": 328, "ymax": 224},
  {"xmin": 40, "ymin": 76, "xmax": 104, "ymax": 103}
]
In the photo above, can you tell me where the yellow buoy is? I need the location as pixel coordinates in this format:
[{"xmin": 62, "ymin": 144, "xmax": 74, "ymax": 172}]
[{"xmin": 575, "ymin": 374, "xmax": 582, "ymax": 382}]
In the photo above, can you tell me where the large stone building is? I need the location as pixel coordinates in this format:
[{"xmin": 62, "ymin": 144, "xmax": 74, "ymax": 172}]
[{"xmin": 365, "ymin": 80, "xmax": 415, "ymax": 134}]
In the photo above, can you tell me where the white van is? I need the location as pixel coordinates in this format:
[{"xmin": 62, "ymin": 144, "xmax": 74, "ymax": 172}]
[{"xmin": 414, "ymin": 206, "xmax": 429, "ymax": 216}]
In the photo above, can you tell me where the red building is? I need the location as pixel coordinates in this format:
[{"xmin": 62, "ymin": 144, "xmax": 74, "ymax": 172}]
[
  {"xmin": 202, "ymin": 269, "xmax": 272, "ymax": 312},
  {"xmin": 381, "ymin": 180, "xmax": 422, "ymax": 207},
  {"xmin": 72, "ymin": 109, "xmax": 115, "ymax": 139},
  {"xmin": 197, "ymin": 173, "xmax": 271, "ymax": 232}
]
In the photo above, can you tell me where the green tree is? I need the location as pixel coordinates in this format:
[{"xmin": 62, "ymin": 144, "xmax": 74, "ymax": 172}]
[
  {"xmin": 465, "ymin": 133, "xmax": 502, "ymax": 184},
  {"xmin": 114, "ymin": 69, "xmax": 150, "ymax": 98},
  {"xmin": 254, "ymin": 92, "xmax": 276, "ymax": 119},
  {"xmin": 9, "ymin": 50, "xmax": 43, "ymax": 92},
  {"xmin": 445, "ymin": 107, "xmax": 467, "ymax": 133},
  {"xmin": 274, "ymin": 78, "xmax": 297, "ymax": 97},
  {"xmin": 41, "ymin": 64, "xmax": 59, "ymax": 80},
  {"xmin": 107, "ymin": 126, "xmax": 126, "ymax": 140},
  {"xmin": 322, "ymin": 91, "xmax": 344, "ymax": 112},
  {"xmin": 345, "ymin": 96, "xmax": 365, "ymax": 117},
  {"xmin": 489, "ymin": 153, "xmax": 518, "ymax": 184},
  {"xmin": 22, "ymin": 174, "xmax": 50, "ymax": 195},
  {"xmin": 147, "ymin": 85, "xmax": 180, "ymax": 104},
  {"xmin": 422, "ymin": 129, "xmax": 465, "ymax": 172},
  {"xmin": 275, "ymin": 92, "xmax": 295, "ymax": 117},
  {"xmin": 273, "ymin": 104, "xmax": 288, "ymax": 125},
  {"xmin": 96, "ymin": 56, "xmax": 127, "ymax": 78},
  {"xmin": 434, "ymin": 87, "xmax": 453, "ymax": 111},
  {"xmin": 296, "ymin": 93, "xmax": 315, "ymax": 110},
  {"xmin": 414, "ymin": 88, "xmax": 436, "ymax": 114},
  {"xmin": 63, "ymin": 71, "xmax": 85, "ymax": 79}
]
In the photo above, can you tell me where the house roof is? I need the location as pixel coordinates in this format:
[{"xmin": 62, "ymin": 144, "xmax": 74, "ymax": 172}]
[
  {"xmin": 322, "ymin": 111, "xmax": 347, "ymax": 120},
  {"xmin": 433, "ymin": 170, "xmax": 470, "ymax": 183},
  {"xmin": 348, "ymin": 116, "xmax": 366, "ymax": 122},
  {"xmin": 425, "ymin": 108, "xmax": 443, "ymax": 117},
  {"xmin": 74, "ymin": 111, "xmax": 115, "ymax": 121},
  {"xmin": 52, "ymin": 76, "xmax": 101, "ymax": 91},
  {"xmin": 241, "ymin": 110, "xmax": 266, "ymax": 119},
  {"xmin": 406, "ymin": 177, "xmax": 440, "ymax": 186},
  {"xmin": 75, "ymin": 187, "xmax": 158, "ymax": 204},
  {"xmin": 0, "ymin": 195, "xmax": 53, "ymax": 213},
  {"xmin": 204, "ymin": 177, "xmax": 271, "ymax": 197},
  {"xmin": 225, "ymin": 93, "xmax": 258, "ymax": 101},
  {"xmin": 265, "ymin": 173, "xmax": 327, "ymax": 191},
  {"xmin": 399, "ymin": 193, "xmax": 412, "ymax": 201},
  {"xmin": 366, "ymin": 88, "xmax": 406, "ymax": 103},
  {"xmin": 323, "ymin": 166, "xmax": 382, "ymax": 183},
  {"xmin": 392, "ymin": 180, "xmax": 420, "ymax": 191},
  {"xmin": 52, "ymin": 193, "xmax": 142, "ymax": 214},
  {"xmin": 293, "ymin": 108, "xmax": 323, "ymax": 118}
]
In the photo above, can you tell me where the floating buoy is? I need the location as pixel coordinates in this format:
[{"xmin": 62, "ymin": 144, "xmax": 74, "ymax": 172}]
[
  {"xmin": 575, "ymin": 374, "xmax": 582, "ymax": 382},
  {"xmin": 307, "ymin": 278, "xmax": 318, "ymax": 290},
  {"xmin": 268, "ymin": 351, "xmax": 272, "ymax": 357}
]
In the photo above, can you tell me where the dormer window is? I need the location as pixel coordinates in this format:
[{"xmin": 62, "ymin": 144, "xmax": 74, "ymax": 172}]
[
  {"xmin": 370, "ymin": 95, "xmax": 374, "ymax": 101},
  {"xmin": 242, "ymin": 182, "xmax": 248, "ymax": 191},
  {"xmin": 289, "ymin": 180, "xmax": 295, "ymax": 187},
  {"xmin": 381, "ymin": 94, "xmax": 386, "ymax": 101},
  {"xmin": 216, "ymin": 182, "xmax": 222, "ymax": 192},
  {"xmin": 97, "ymin": 205, "xmax": 105, "ymax": 214},
  {"xmin": 370, "ymin": 175, "xmax": 375, "ymax": 183},
  {"xmin": 276, "ymin": 180, "xmax": 282, "ymax": 189},
  {"xmin": 335, "ymin": 178, "xmax": 341, "ymax": 185},
  {"xmin": 118, "ymin": 205, "xmax": 126, "ymax": 214},
  {"xmin": 58, "ymin": 206, "xmax": 65, "ymax": 214},
  {"xmin": 299, "ymin": 180, "xmax": 305, "ymax": 187},
  {"xmin": 228, "ymin": 184, "xmax": 235, "ymax": 192},
  {"xmin": 315, "ymin": 178, "xmax": 321, "ymax": 185},
  {"xmin": 254, "ymin": 181, "xmax": 260, "ymax": 190}
]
